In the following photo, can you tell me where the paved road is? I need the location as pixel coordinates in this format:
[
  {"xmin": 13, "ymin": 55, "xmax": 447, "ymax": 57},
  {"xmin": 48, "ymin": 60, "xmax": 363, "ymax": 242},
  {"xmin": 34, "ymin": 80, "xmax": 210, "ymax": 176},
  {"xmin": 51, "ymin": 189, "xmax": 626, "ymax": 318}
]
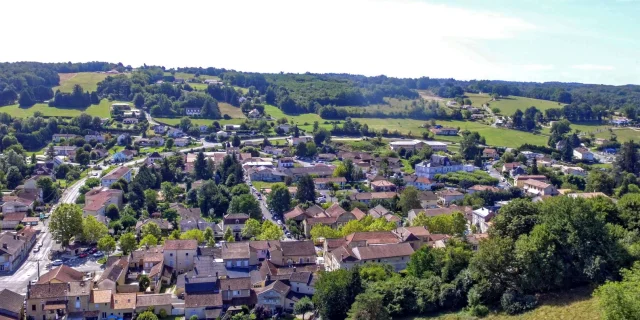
[{"xmin": 486, "ymin": 160, "xmax": 511, "ymax": 188}]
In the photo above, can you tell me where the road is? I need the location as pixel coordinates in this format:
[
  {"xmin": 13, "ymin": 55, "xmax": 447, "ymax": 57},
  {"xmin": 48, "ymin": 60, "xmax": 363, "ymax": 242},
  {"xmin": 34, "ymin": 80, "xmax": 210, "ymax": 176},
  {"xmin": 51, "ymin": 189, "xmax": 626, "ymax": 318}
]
[{"xmin": 486, "ymin": 160, "xmax": 511, "ymax": 189}]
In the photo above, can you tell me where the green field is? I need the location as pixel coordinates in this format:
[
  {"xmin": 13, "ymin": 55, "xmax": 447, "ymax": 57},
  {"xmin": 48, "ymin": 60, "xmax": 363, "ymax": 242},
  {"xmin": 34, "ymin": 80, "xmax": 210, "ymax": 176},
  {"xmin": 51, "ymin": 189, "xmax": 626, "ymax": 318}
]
[
  {"xmin": 54, "ymin": 72, "xmax": 109, "ymax": 92},
  {"xmin": 167, "ymin": 72, "xmax": 219, "ymax": 80},
  {"xmin": 467, "ymin": 93, "xmax": 565, "ymax": 115},
  {"xmin": 594, "ymin": 127, "xmax": 640, "ymax": 143},
  {"xmin": 0, "ymin": 98, "xmax": 115, "ymax": 118},
  {"xmin": 264, "ymin": 105, "xmax": 325, "ymax": 131},
  {"xmin": 219, "ymin": 102, "xmax": 246, "ymax": 119},
  {"xmin": 155, "ymin": 117, "xmax": 246, "ymax": 127},
  {"xmin": 412, "ymin": 287, "xmax": 601, "ymax": 320},
  {"xmin": 189, "ymin": 83, "xmax": 209, "ymax": 90}
]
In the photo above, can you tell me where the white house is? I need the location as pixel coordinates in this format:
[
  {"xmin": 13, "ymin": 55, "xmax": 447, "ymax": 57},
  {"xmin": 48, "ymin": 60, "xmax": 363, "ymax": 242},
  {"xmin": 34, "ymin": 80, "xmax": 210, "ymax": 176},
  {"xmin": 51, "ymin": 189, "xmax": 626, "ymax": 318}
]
[
  {"xmin": 471, "ymin": 207, "xmax": 495, "ymax": 234},
  {"xmin": 101, "ymin": 166, "xmax": 132, "ymax": 187},
  {"xmin": 573, "ymin": 147, "xmax": 594, "ymax": 161},
  {"xmin": 185, "ymin": 108, "xmax": 201, "ymax": 116}
]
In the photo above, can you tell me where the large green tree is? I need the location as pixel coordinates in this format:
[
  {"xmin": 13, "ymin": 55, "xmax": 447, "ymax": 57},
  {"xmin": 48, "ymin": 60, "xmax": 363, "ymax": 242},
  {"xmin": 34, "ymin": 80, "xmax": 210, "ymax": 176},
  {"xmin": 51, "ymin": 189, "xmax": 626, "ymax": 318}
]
[
  {"xmin": 267, "ymin": 183, "xmax": 291, "ymax": 214},
  {"xmin": 49, "ymin": 204, "xmax": 83, "ymax": 247},
  {"xmin": 82, "ymin": 215, "xmax": 108, "ymax": 244},
  {"xmin": 595, "ymin": 262, "xmax": 640, "ymax": 320},
  {"xmin": 399, "ymin": 186, "xmax": 421, "ymax": 214},
  {"xmin": 313, "ymin": 268, "xmax": 363, "ymax": 320},
  {"xmin": 296, "ymin": 175, "xmax": 316, "ymax": 203},
  {"xmin": 119, "ymin": 232, "xmax": 137, "ymax": 255},
  {"xmin": 229, "ymin": 194, "xmax": 262, "ymax": 220}
]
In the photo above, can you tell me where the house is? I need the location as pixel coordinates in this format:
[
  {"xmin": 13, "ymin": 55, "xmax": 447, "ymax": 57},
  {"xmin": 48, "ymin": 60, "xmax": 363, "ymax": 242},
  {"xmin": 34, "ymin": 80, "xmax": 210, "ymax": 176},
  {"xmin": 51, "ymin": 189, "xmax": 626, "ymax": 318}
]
[
  {"xmin": 148, "ymin": 152, "xmax": 163, "ymax": 163},
  {"xmin": 269, "ymin": 240, "xmax": 316, "ymax": 266},
  {"xmin": 418, "ymin": 191, "xmax": 439, "ymax": 208},
  {"xmin": 222, "ymin": 213, "xmax": 250, "ymax": 240},
  {"xmin": 198, "ymin": 125, "xmax": 209, "ymax": 133},
  {"xmin": 561, "ymin": 166, "xmax": 586, "ymax": 176},
  {"xmin": 389, "ymin": 139, "xmax": 427, "ymax": 151},
  {"xmin": 514, "ymin": 175, "xmax": 547, "ymax": 188},
  {"xmin": 287, "ymin": 135, "xmax": 313, "ymax": 146},
  {"xmin": 519, "ymin": 151, "xmax": 539, "ymax": 160},
  {"xmin": 53, "ymin": 146, "xmax": 76, "ymax": 156},
  {"xmin": 224, "ymin": 124, "xmax": 241, "ymax": 131},
  {"xmin": 370, "ymin": 179, "xmax": 396, "ymax": 192},
  {"xmin": 26, "ymin": 281, "xmax": 93, "ymax": 320},
  {"xmin": 471, "ymin": 207, "xmax": 496, "ymax": 233},
  {"xmin": 1, "ymin": 200, "xmax": 30, "ymax": 215},
  {"xmin": 276, "ymin": 124, "xmax": 291, "ymax": 133},
  {"xmin": 326, "ymin": 243, "xmax": 415, "ymax": 272},
  {"xmin": 313, "ymin": 177, "xmax": 346, "ymax": 190},
  {"xmin": 0, "ymin": 289, "xmax": 24, "ymax": 320},
  {"xmin": 501, "ymin": 162, "xmax": 521, "ymax": 173},
  {"xmin": 111, "ymin": 150, "xmax": 136, "ymax": 162},
  {"xmin": 522, "ymin": 179, "xmax": 558, "ymax": 196},
  {"xmin": 247, "ymin": 167, "xmax": 285, "ymax": 183},
  {"xmin": 416, "ymin": 155, "xmax": 474, "ymax": 179},
  {"xmin": 437, "ymin": 189, "xmax": 464, "ymax": 204},
  {"xmin": 352, "ymin": 192, "xmax": 397, "ymax": 204},
  {"xmin": 85, "ymin": 134, "xmax": 105, "ymax": 143},
  {"xmin": 37, "ymin": 265, "xmax": 84, "ymax": 284},
  {"xmin": 52, "ymin": 134, "xmax": 78, "ymax": 142},
  {"xmin": 573, "ymin": 147, "xmax": 594, "ymax": 161},
  {"xmin": 555, "ymin": 140, "xmax": 567, "ymax": 150},
  {"xmin": 430, "ymin": 127, "xmax": 459, "ymax": 136},
  {"xmin": 277, "ymin": 157, "xmax": 295, "ymax": 169},
  {"xmin": 219, "ymin": 277, "xmax": 254, "ymax": 308},
  {"xmin": 83, "ymin": 188, "xmax": 123, "ymax": 217},
  {"xmin": 482, "ymin": 148, "xmax": 499, "ymax": 159},
  {"xmin": 222, "ymin": 242, "xmax": 251, "ymax": 268},
  {"xmin": 167, "ymin": 128, "xmax": 185, "ymax": 138},
  {"xmin": 367, "ymin": 205, "xmax": 401, "ymax": 226},
  {"xmin": 101, "ymin": 167, "xmax": 132, "ymax": 187},
  {"xmin": 403, "ymin": 175, "xmax": 435, "ymax": 191},
  {"xmin": 0, "ymin": 227, "xmax": 37, "ymax": 272},
  {"xmin": 163, "ymin": 240, "xmax": 198, "ymax": 273},
  {"xmin": 185, "ymin": 108, "xmax": 202, "ymax": 116},
  {"xmin": 184, "ymin": 293, "xmax": 223, "ymax": 320},
  {"xmin": 467, "ymin": 185, "xmax": 500, "ymax": 194},
  {"xmin": 117, "ymin": 133, "xmax": 130, "ymax": 146},
  {"xmin": 174, "ymin": 138, "xmax": 189, "ymax": 147},
  {"xmin": 248, "ymin": 109, "xmax": 261, "ymax": 118},
  {"xmin": 135, "ymin": 294, "xmax": 172, "ymax": 315},
  {"xmin": 256, "ymin": 280, "xmax": 290, "ymax": 314},
  {"xmin": 610, "ymin": 117, "xmax": 631, "ymax": 126},
  {"xmin": 135, "ymin": 219, "xmax": 173, "ymax": 235},
  {"xmin": 152, "ymin": 125, "xmax": 167, "ymax": 134},
  {"xmin": 282, "ymin": 165, "xmax": 335, "ymax": 180}
]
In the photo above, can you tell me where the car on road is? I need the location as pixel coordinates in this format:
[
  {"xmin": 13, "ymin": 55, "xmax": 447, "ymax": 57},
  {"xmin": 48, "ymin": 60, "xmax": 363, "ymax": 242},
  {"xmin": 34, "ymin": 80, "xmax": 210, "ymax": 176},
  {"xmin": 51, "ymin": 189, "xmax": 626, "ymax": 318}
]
[
  {"xmin": 93, "ymin": 251, "xmax": 104, "ymax": 258},
  {"xmin": 33, "ymin": 247, "xmax": 40, "ymax": 253},
  {"xmin": 78, "ymin": 253, "xmax": 88, "ymax": 258},
  {"xmin": 88, "ymin": 248, "xmax": 98, "ymax": 254},
  {"xmin": 51, "ymin": 259, "xmax": 63, "ymax": 266},
  {"xmin": 30, "ymin": 280, "xmax": 38, "ymax": 285}
]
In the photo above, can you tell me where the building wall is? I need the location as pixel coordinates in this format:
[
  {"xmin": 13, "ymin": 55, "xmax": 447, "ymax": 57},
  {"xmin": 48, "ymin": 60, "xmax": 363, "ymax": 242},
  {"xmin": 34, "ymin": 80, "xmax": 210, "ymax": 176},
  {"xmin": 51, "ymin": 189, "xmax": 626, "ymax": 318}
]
[{"xmin": 163, "ymin": 249, "xmax": 196, "ymax": 273}]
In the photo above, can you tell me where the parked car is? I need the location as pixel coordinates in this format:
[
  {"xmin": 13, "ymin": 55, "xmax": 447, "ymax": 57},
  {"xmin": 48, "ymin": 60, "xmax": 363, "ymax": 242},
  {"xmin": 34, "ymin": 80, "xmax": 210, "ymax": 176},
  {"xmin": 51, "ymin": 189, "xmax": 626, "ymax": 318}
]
[
  {"xmin": 33, "ymin": 247, "xmax": 40, "ymax": 253},
  {"xmin": 78, "ymin": 253, "xmax": 88, "ymax": 258},
  {"xmin": 52, "ymin": 259, "xmax": 63, "ymax": 266},
  {"xmin": 88, "ymin": 248, "xmax": 98, "ymax": 254},
  {"xmin": 93, "ymin": 251, "xmax": 104, "ymax": 258}
]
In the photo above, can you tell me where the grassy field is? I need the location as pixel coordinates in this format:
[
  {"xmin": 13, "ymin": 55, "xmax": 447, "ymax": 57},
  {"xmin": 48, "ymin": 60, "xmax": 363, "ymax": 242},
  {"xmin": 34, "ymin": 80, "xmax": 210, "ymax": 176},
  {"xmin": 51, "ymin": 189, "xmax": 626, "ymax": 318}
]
[
  {"xmin": 336, "ymin": 97, "xmax": 448, "ymax": 116},
  {"xmin": 467, "ymin": 93, "xmax": 565, "ymax": 115},
  {"xmin": 167, "ymin": 72, "xmax": 219, "ymax": 80},
  {"xmin": 264, "ymin": 105, "xmax": 325, "ymax": 131},
  {"xmin": 155, "ymin": 117, "xmax": 246, "ymax": 126},
  {"xmin": 594, "ymin": 127, "xmax": 640, "ymax": 143},
  {"xmin": 189, "ymin": 83, "xmax": 209, "ymax": 91},
  {"xmin": 54, "ymin": 73, "xmax": 109, "ymax": 92},
  {"xmin": 219, "ymin": 102, "xmax": 246, "ymax": 119},
  {"xmin": 411, "ymin": 287, "xmax": 601, "ymax": 320},
  {"xmin": 0, "ymin": 98, "xmax": 114, "ymax": 118}
]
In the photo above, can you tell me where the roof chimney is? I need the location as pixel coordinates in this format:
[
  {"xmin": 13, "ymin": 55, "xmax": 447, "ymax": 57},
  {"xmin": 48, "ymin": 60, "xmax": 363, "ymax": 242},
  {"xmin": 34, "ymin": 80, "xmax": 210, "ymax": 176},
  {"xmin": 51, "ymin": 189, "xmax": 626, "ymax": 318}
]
[
  {"xmin": 2, "ymin": 244, "xmax": 7, "ymax": 249},
  {"xmin": 293, "ymin": 266, "xmax": 296, "ymax": 272}
]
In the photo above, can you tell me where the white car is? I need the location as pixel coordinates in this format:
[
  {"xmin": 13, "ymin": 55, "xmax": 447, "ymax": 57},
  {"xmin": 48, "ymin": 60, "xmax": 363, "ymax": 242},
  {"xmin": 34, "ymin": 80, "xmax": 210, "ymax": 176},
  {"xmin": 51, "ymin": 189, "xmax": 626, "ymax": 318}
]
[
  {"xmin": 51, "ymin": 259, "xmax": 63, "ymax": 266},
  {"xmin": 93, "ymin": 251, "xmax": 104, "ymax": 258}
]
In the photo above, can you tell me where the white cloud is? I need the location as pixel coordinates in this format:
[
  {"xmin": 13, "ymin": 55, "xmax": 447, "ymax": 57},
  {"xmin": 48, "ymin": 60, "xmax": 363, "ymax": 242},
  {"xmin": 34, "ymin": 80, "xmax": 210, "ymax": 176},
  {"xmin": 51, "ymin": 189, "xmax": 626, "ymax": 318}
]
[
  {"xmin": 571, "ymin": 64, "xmax": 615, "ymax": 71},
  {"xmin": 0, "ymin": 0, "xmax": 535, "ymax": 81},
  {"xmin": 522, "ymin": 64, "xmax": 555, "ymax": 71}
]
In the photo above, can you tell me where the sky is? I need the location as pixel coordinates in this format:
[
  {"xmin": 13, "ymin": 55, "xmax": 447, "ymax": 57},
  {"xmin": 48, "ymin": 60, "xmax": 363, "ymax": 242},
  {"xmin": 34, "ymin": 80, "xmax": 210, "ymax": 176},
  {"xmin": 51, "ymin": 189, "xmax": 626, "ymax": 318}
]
[{"xmin": 2, "ymin": 0, "xmax": 640, "ymax": 85}]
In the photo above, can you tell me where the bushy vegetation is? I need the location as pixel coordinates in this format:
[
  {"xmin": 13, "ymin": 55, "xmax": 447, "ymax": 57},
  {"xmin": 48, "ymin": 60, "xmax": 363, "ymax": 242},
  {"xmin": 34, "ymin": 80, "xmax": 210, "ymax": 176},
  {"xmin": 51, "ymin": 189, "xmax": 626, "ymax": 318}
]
[{"xmin": 436, "ymin": 170, "xmax": 499, "ymax": 188}]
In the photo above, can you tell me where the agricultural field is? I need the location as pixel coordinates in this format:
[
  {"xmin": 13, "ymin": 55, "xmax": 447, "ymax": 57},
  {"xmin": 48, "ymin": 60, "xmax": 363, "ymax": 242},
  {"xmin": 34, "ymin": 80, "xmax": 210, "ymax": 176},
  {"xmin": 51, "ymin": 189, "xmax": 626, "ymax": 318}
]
[
  {"xmin": 0, "ymin": 98, "xmax": 114, "ymax": 118},
  {"xmin": 413, "ymin": 287, "xmax": 601, "ymax": 320},
  {"xmin": 155, "ymin": 117, "xmax": 246, "ymax": 127},
  {"xmin": 336, "ymin": 97, "xmax": 447, "ymax": 115},
  {"xmin": 189, "ymin": 83, "xmax": 209, "ymax": 90},
  {"xmin": 219, "ymin": 102, "xmax": 246, "ymax": 119},
  {"xmin": 595, "ymin": 127, "xmax": 640, "ymax": 143},
  {"xmin": 466, "ymin": 93, "xmax": 565, "ymax": 115},
  {"xmin": 54, "ymin": 72, "xmax": 109, "ymax": 92},
  {"xmin": 263, "ymin": 105, "xmax": 325, "ymax": 131},
  {"xmin": 167, "ymin": 72, "xmax": 219, "ymax": 80}
]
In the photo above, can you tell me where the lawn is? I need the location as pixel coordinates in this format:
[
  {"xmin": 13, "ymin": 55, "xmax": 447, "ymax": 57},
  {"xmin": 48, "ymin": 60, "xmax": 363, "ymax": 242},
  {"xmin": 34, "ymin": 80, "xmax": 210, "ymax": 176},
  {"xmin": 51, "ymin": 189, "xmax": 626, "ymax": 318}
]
[
  {"xmin": 0, "ymin": 98, "xmax": 114, "ymax": 118},
  {"xmin": 411, "ymin": 287, "xmax": 601, "ymax": 320},
  {"xmin": 594, "ymin": 127, "xmax": 640, "ymax": 143},
  {"xmin": 357, "ymin": 118, "xmax": 549, "ymax": 148},
  {"xmin": 189, "ymin": 83, "xmax": 209, "ymax": 91},
  {"xmin": 54, "ymin": 72, "xmax": 109, "ymax": 92},
  {"xmin": 251, "ymin": 181, "xmax": 279, "ymax": 191},
  {"xmin": 219, "ymin": 102, "xmax": 246, "ymax": 119},
  {"xmin": 467, "ymin": 93, "xmax": 566, "ymax": 115},
  {"xmin": 263, "ymin": 105, "xmax": 326, "ymax": 131},
  {"xmin": 167, "ymin": 72, "xmax": 219, "ymax": 80},
  {"xmin": 154, "ymin": 117, "xmax": 246, "ymax": 127}
]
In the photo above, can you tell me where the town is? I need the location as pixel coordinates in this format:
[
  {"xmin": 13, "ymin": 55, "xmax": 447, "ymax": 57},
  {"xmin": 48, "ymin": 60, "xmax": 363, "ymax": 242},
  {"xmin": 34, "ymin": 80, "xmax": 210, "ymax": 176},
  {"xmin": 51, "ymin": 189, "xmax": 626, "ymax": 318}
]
[{"xmin": 0, "ymin": 54, "xmax": 639, "ymax": 320}]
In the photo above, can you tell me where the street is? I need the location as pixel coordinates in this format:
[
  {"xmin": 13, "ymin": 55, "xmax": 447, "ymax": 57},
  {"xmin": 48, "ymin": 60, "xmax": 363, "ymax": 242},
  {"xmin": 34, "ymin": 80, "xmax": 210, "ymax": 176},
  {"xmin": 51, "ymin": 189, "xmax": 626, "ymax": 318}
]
[{"xmin": 486, "ymin": 160, "xmax": 511, "ymax": 188}]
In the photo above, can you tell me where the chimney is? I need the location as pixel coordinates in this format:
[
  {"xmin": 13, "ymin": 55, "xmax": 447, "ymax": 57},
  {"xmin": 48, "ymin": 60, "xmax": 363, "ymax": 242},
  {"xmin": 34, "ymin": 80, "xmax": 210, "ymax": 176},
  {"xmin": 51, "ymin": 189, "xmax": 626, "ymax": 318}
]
[
  {"xmin": 215, "ymin": 271, "xmax": 218, "ymax": 278},
  {"xmin": 266, "ymin": 274, "xmax": 270, "ymax": 281},
  {"xmin": 293, "ymin": 266, "xmax": 296, "ymax": 272},
  {"xmin": 2, "ymin": 243, "xmax": 7, "ymax": 249}
]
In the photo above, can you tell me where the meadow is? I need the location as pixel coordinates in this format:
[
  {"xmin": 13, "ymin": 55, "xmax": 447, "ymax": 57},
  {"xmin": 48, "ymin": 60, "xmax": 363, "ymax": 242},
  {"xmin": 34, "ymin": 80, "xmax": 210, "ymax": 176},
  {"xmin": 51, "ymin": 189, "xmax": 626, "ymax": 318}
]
[
  {"xmin": 219, "ymin": 102, "xmax": 246, "ymax": 119},
  {"xmin": 155, "ymin": 117, "xmax": 246, "ymax": 127},
  {"xmin": 412, "ymin": 287, "xmax": 601, "ymax": 320},
  {"xmin": 0, "ymin": 98, "xmax": 115, "ymax": 118},
  {"xmin": 595, "ymin": 127, "xmax": 640, "ymax": 143},
  {"xmin": 54, "ymin": 72, "xmax": 109, "ymax": 92},
  {"xmin": 466, "ymin": 93, "xmax": 565, "ymax": 115},
  {"xmin": 167, "ymin": 72, "xmax": 219, "ymax": 80}
]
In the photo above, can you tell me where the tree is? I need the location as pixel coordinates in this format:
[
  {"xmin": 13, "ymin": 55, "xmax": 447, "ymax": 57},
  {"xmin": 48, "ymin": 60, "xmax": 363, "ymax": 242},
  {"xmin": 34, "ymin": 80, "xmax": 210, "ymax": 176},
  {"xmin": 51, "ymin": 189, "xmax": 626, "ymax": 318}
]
[
  {"xmin": 232, "ymin": 135, "xmax": 241, "ymax": 147},
  {"xmin": 294, "ymin": 296, "xmax": 314, "ymax": 320},
  {"xmin": 179, "ymin": 117, "xmax": 192, "ymax": 132},
  {"xmin": 141, "ymin": 221, "xmax": 162, "ymax": 239},
  {"xmin": 310, "ymin": 224, "xmax": 341, "ymax": 240},
  {"xmin": 224, "ymin": 227, "xmax": 235, "ymax": 242},
  {"xmin": 165, "ymin": 138, "xmax": 174, "ymax": 149},
  {"xmin": 618, "ymin": 193, "xmax": 640, "ymax": 230},
  {"xmin": 194, "ymin": 151, "xmax": 207, "ymax": 180},
  {"xmin": 144, "ymin": 189, "xmax": 158, "ymax": 213},
  {"xmin": 241, "ymin": 218, "xmax": 261, "ymax": 239},
  {"xmin": 136, "ymin": 311, "xmax": 158, "ymax": 320},
  {"xmin": 229, "ymin": 194, "xmax": 262, "ymax": 220},
  {"xmin": 97, "ymin": 235, "xmax": 116, "ymax": 256},
  {"xmin": 181, "ymin": 229, "xmax": 205, "ymax": 243},
  {"xmin": 615, "ymin": 140, "xmax": 640, "ymax": 175},
  {"xmin": 139, "ymin": 234, "xmax": 158, "ymax": 247},
  {"xmin": 133, "ymin": 93, "xmax": 145, "ymax": 108},
  {"xmin": 82, "ymin": 215, "xmax": 108, "ymax": 244},
  {"xmin": 489, "ymin": 199, "xmax": 539, "ymax": 240},
  {"xmin": 348, "ymin": 292, "xmax": 391, "ymax": 320},
  {"xmin": 6, "ymin": 166, "xmax": 22, "ymax": 189},
  {"xmin": 204, "ymin": 227, "xmax": 215, "ymax": 246},
  {"xmin": 267, "ymin": 183, "xmax": 291, "ymax": 214},
  {"xmin": 295, "ymin": 141, "xmax": 308, "ymax": 157},
  {"xmin": 296, "ymin": 175, "xmax": 316, "ymax": 203},
  {"xmin": 594, "ymin": 262, "xmax": 640, "ymax": 320},
  {"xmin": 313, "ymin": 128, "xmax": 331, "ymax": 145},
  {"xmin": 586, "ymin": 170, "xmax": 615, "ymax": 195},
  {"xmin": 313, "ymin": 268, "xmax": 363, "ymax": 320},
  {"xmin": 119, "ymin": 232, "xmax": 137, "ymax": 255},
  {"xmin": 37, "ymin": 177, "xmax": 58, "ymax": 203},
  {"xmin": 256, "ymin": 220, "xmax": 284, "ymax": 240},
  {"xmin": 105, "ymin": 204, "xmax": 120, "ymax": 220},
  {"xmin": 139, "ymin": 275, "xmax": 151, "ymax": 292},
  {"xmin": 399, "ymin": 186, "xmax": 421, "ymax": 214},
  {"xmin": 49, "ymin": 204, "xmax": 83, "ymax": 248},
  {"xmin": 19, "ymin": 89, "xmax": 36, "ymax": 107}
]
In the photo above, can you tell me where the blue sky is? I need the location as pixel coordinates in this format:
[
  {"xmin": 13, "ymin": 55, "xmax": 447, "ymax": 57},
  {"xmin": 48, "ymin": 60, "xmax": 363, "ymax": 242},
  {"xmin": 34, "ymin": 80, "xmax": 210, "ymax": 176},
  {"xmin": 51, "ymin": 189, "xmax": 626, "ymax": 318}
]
[{"xmin": 1, "ymin": 0, "xmax": 638, "ymax": 85}]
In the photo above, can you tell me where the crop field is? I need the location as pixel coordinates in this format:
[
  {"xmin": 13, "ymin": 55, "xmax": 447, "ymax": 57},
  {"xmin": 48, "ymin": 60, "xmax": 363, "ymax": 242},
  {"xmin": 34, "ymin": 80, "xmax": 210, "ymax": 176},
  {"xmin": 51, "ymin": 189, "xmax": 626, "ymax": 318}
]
[
  {"xmin": 466, "ymin": 93, "xmax": 565, "ymax": 115},
  {"xmin": 54, "ymin": 72, "xmax": 109, "ymax": 92},
  {"xmin": 219, "ymin": 102, "xmax": 246, "ymax": 119},
  {"xmin": 0, "ymin": 98, "xmax": 114, "ymax": 118}
]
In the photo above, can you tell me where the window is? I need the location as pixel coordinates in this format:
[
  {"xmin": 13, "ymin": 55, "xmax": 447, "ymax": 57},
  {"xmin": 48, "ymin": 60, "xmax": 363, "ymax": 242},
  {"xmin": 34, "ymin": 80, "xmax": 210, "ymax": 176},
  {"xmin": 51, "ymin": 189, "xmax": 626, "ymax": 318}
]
[
  {"xmin": 170, "ymin": 253, "xmax": 173, "ymax": 257},
  {"xmin": 186, "ymin": 253, "xmax": 189, "ymax": 256},
  {"xmin": 102, "ymin": 312, "xmax": 107, "ymax": 319},
  {"xmin": 95, "ymin": 304, "xmax": 99, "ymax": 309},
  {"xmin": 32, "ymin": 305, "xmax": 36, "ymax": 311},
  {"xmin": 75, "ymin": 297, "xmax": 81, "ymax": 309}
]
